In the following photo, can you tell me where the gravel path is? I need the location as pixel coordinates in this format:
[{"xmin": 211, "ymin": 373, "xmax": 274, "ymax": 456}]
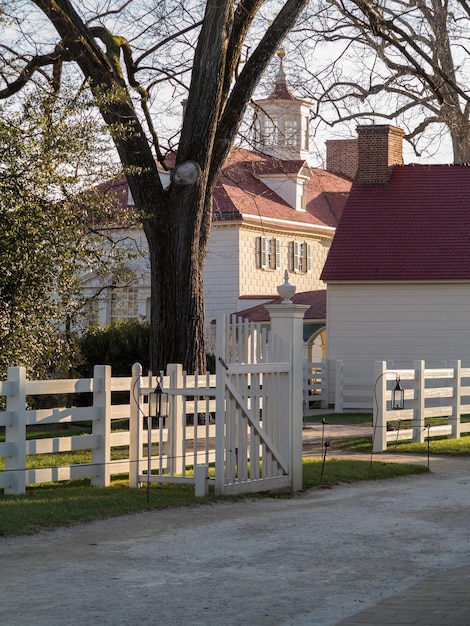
[{"xmin": 1, "ymin": 440, "xmax": 469, "ymax": 626}]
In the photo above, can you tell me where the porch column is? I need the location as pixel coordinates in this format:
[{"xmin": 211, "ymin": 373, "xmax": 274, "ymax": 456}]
[{"xmin": 266, "ymin": 301, "xmax": 308, "ymax": 492}]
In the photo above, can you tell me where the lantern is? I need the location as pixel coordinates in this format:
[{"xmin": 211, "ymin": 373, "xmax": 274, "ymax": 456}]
[{"xmin": 392, "ymin": 375, "xmax": 404, "ymax": 410}]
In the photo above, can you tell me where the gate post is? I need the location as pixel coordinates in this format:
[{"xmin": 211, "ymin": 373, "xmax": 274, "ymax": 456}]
[
  {"xmin": 372, "ymin": 361, "xmax": 387, "ymax": 453},
  {"xmin": 266, "ymin": 301, "xmax": 309, "ymax": 492},
  {"xmin": 166, "ymin": 363, "xmax": 184, "ymax": 476}
]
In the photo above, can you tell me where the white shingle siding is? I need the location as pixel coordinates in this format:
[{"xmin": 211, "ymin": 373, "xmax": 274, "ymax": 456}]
[{"xmin": 204, "ymin": 225, "xmax": 330, "ymax": 325}]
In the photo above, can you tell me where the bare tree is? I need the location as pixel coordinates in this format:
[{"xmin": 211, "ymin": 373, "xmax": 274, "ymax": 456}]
[
  {"xmin": 295, "ymin": 0, "xmax": 470, "ymax": 162},
  {"xmin": 0, "ymin": 0, "xmax": 310, "ymax": 372}
]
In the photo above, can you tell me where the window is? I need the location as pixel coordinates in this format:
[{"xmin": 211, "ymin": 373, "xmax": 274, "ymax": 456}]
[
  {"xmin": 284, "ymin": 118, "xmax": 298, "ymax": 148},
  {"xmin": 111, "ymin": 286, "xmax": 139, "ymax": 322},
  {"xmin": 110, "ymin": 269, "xmax": 139, "ymax": 322},
  {"xmin": 260, "ymin": 236, "xmax": 281, "ymax": 270},
  {"xmin": 291, "ymin": 241, "xmax": 312, "ymax": 273},
  {"xmin": 263, "ymin": 117, "xmax": 278, "ymax": 146},
  {"xmin": 83, "ymin": 299, "xmax": 99, "ymax": 327}
]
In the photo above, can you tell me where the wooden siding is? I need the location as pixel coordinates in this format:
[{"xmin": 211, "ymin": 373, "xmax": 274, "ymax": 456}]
[
  {"xmin": 203, "ymin": 225, "xmax": 241, "ymax": 325},
  {"xmin": 326, "ymin": 282, "xmax": 470, "ymax": 407}
]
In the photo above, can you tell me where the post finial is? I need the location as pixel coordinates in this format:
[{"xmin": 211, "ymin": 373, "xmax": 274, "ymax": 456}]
[{"xmin": 277, "ymin": 270, "xmax": 296, "ymax": 303}]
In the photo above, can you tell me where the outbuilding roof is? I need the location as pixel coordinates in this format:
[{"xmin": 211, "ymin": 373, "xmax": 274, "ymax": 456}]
[{"xmin": 321, "ymin": 164, "xmax": 470, "ymax": 281}]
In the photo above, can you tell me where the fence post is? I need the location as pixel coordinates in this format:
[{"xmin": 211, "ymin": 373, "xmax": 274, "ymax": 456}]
[
  {"xmin": 372, "ymin": 361, "xmax": 387, "ymax": 453},
  {"xmin": 412, "ymin": 360, "xmax": 425, "ymax": 444},
  {"xmin": 215, "ymin": 315, "xmax": 227, "ymax": 495},
  {"xmin": 195, "ymin": 464, "xmax": 208, "ymax": 497},
  {"xmin": 5, "ymin": 366, "xmax": 27, "ymax": 495},
  {"xmin": 91, "ymin": 365, "xmax": 112, "ymax": 487},
  {"xmin": 129, "ymin": 362, "xmax": 143, "ymax": 488},
  {"xmin": 166, "ymin": 363, "xmax": 184, "ymax": 476},
  {"xmin": 335, "ymin": 360, "xmax": 344, "ymax": 413},
  {"xmin": 320, "ymin": 357, "xmax": 328, "ymax": 409},
  {"xmin": 266, "ymin": 302, "xmax": 309, "ymax": 492},
  {"xmin": 449, "ymin": 359, "xmax": 461, "ymax": 439}
]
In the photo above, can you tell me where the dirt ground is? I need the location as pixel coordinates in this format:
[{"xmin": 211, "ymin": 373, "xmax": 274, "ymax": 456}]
[{"xmin": 1, "ymin": 451, "xmax": 470, "ymax": 626}]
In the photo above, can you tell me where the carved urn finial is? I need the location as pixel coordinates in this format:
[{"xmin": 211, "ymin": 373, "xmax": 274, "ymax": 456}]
[{"xmin": 277, "ymin": 270, "xmax": 296, "ymax": 303}]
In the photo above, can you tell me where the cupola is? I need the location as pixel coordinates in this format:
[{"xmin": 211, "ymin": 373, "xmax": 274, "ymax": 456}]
[{"xmin": 252, "ymin": 51, "xmax": 311, "ymax": 161}]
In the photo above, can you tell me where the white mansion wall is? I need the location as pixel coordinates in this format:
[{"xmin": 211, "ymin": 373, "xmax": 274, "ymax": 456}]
[
  {"xmin": 204, "ymin": 222, "xmax": 331, "ymax": 323},
  {"xmin": 326, "ymin": 282, "xmax": 470, "ymax": 408},
  {"xmin": 203, "ymin": 224, "xmax": 241, "ymax": 326}
]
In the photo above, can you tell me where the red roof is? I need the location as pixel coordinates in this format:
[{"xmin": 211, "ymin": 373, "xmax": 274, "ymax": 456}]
[
  {"xmin": 213, "ymin": 148, "xmax": 350, "ymax": 231},
  {"xmin": 321, "ymin": 164, "xmax": 470, "ymax": 281},
  {"xmin": 99, "ymin": 147, "xmax": 351, "ymax": 232},
  {"xmin": 234, "ymin": 290, "xmax": 326, "ymax": 322}
]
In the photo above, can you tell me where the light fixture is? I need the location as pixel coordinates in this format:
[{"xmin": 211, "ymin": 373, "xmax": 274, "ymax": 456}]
[
  {"xmin": 146, "ymin": 376, "xmax": 168, "ymax": 502},
  {"xmin": 392, "ymin": 375, "xmax": 404, "ymax": 410},
  {"xmin": 149, "ymin": 377, "xmax": 167, "ymax": 429}
]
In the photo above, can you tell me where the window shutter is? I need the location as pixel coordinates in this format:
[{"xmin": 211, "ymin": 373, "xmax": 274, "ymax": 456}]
[
  {"xmin": 306, "ymin": 242, "xmax": 312, "ymax": 273},
  {"xmin": 274, "ymin": 238, "xmax": 281, "ymax": 269},
  {"xmin": 293, "ymin": 240, "xmax": 302, "ymax": 272},
  {"xmin": 260, "ymin": 236, "xmax": 268, "ymax": 268}
]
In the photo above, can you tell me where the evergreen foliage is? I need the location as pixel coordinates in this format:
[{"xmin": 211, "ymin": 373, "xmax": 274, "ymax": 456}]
[
  {"xmin": 77, "ymin": 320, "xmax": 151, "ymax": 377},
  {"xmin": 0, "ymin": 92, "xmax": 128, "ymax": 379}
]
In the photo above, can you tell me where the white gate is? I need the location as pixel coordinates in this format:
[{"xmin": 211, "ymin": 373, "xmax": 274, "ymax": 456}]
[{"xmin": 215, "ymin": 315, "xmax": 292, "ymax": 495}]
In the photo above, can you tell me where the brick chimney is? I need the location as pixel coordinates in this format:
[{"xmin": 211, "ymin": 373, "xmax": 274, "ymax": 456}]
[
  {"xmin": 356, "ymin": 124, "xmax": 404, "ymax": 184},
  {"xmin": 325, "ymin": 139, "xmax": 358, "ymax": 179}
]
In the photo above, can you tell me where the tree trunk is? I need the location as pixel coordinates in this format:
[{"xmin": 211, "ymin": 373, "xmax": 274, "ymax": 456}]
[
  {"xmin": 447, "ymin": 111, "xmax": 470, "ymax": 164},
  {"xmin": 142, "ymin": 187, "xmax": 210, "ymax": 374}
]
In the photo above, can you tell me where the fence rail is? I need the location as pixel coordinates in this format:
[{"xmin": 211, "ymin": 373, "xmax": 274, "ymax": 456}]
[
  {"xmin": 372, "ymin": 360, "xmax": 470, "ymax": 452},
  {"xmin": 303, "ymin": 359, "xmax": 328, "ymax": 413},
  {"xmin": 0, "ymin": 364, "xmax": 219, "ymax": 495},
  {"xmin": 5, "ymin": 357, "xmax": 470, "ymax": 493}
]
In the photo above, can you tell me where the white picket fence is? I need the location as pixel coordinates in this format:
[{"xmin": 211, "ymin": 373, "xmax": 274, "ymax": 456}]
[
  {"xmin": 4, "ymin": 355, "xmax": 470, "ymax": 494},
  {"xmin": 372, "ymin": 360, "xmax": 470, "ymax": 452},
  {"xmin": 129, "ymin": 362, "xmax": 217, "ymax": 495},
  {"xmin": 0, "ymin": 301, "xmax": 309, "ymax": 496}
]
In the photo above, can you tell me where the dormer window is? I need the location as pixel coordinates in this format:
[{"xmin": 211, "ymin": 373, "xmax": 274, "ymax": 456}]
[{"xmin": 128, "ymin": 188, "xmax": 134, "ymax": 206}]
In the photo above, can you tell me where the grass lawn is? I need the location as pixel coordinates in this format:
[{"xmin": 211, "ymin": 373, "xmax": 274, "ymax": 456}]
[
  {"xmin": 305, "ymin": 412, "xmax": 372, "ymax": 426},
  {"xmin": 312, "ymin": 412, "xmax": 470, "ymax": 456}
]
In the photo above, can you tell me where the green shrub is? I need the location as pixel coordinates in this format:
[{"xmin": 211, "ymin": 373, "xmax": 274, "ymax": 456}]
[{"xmin": 77, "ymin": 320, "xmax": 151, "ymax": 377}]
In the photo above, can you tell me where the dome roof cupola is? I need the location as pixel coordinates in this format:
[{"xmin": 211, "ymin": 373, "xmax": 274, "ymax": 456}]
[{"xmin": 252, "ymin": 50, "xmax": 311, "ymax": 161}]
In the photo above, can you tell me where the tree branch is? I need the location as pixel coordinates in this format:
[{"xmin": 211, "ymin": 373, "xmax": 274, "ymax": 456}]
[
  {"xmin": 210, "ymin": 0, "xmax": 310, "ymax": 181},
  {"xmin": 0, "ymin": 46, "xmax": 66, "ymax": 98}
]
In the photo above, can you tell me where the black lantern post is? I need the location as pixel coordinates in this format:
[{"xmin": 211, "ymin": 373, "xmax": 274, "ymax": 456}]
[
  {"xmin": 392, "ymin": 375, "xmax": 405, "ymax": 410},
  {"xmin": 147, "ymin": 375, "xmax": 165, "ymax": 502}
]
